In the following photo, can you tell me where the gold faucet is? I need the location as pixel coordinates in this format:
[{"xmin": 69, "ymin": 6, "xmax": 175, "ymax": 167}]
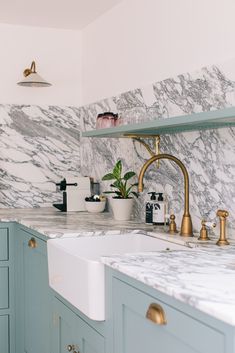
[
  {"xmin": 216, "ymin": 209, "xmax": 229, "ymax": 246},
  {"xmin": 138, "ymin": 153, "xmax": 193, "ymax": 237}
]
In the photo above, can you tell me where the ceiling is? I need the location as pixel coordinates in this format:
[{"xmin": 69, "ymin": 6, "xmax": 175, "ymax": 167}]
[{"xmin": 0, "ymin": 0, "xmax": 123, "ymax": 30}]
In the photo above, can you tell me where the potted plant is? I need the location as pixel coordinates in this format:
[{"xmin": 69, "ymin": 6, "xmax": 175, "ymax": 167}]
[{"xmin": 102, "ymin": 160, "xmax": 138, "ymax": 221}]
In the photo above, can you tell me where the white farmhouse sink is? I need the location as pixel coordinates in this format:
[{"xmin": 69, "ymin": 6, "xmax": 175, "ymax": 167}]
[{"xmin": 47, "ymin": 233, "xmax": 186, "ymax": 321}]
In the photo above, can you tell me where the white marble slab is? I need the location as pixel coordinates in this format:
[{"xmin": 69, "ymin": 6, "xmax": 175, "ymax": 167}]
[
  {"xmin": 0, "ymin": 207, "xmax": 169, "ymax": 239},
  {"xmin": 102, "ymin": 246, "xmax": 235, "ymax": 326},
  {"xmin": 80, "ymin": 60, "xmax": 235, "ymax": 234}
]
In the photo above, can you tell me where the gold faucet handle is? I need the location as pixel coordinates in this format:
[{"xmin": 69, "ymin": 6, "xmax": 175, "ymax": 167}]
[
  {"xmin": 198, "ymin": 220, "xmax": 210, "ymax": 241},
  {"xmin": 216, "ymin": 209, "xmax": 229, "ymax": 218},
  {"xmin": 168, "ymin": 214, "xmax": 178, "ymax": 235},
  {"xmin": 198, "ymin": 219, "xmax": 216, "ymax": 241}
]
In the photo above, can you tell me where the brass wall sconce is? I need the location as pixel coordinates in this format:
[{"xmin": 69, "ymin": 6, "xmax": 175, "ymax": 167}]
[{"xmin": 17, "ymin": 61, "xmax": 51, "ymax": 87}]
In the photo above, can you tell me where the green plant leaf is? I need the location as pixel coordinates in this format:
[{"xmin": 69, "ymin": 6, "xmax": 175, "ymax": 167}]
[
  {"xmin": 114, "ymin": 191, "xmax": 122, "ymax": 196},
  {"xmin": 112, "ymin": 180, "xmax": 123, "ymax": 189},
  {"xmin": 103, "ymin": 191, "xmax": 116, "ymax": 194},
  {"xmin": 123, "ymin": 171, "xmax": 136, "ymax": 180},
  {"xmin": 113, "ymin": 160, "xmax": 122, "ymax": 179},
  {"xmin": 102, "ymin": 173, "xmax": 115, "ymax": 181},
  {"xmin": 130, "ymin": 191, "xmax": 139, "ymax": 198},
  {"xmin": 125, "ymin": 185, "xmax": 133, "ymax": 197}
]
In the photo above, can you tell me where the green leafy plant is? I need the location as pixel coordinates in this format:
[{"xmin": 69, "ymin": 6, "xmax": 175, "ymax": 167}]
[{"xmin": 102, "ymin": 160, "xmax": 139, "ymax": 199}]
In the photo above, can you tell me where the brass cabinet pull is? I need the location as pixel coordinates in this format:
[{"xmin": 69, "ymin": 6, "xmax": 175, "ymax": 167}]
[
  {"xmin": 28, "ymin": 237, "xmax": 37, "ymax": 248},
  {"xmin": 146, "ymin": 303, "xmax": 167, "ymax": 325},
  {"xmin": 67, "ymin": 344, "xmax": 80, "ymax": 353}
]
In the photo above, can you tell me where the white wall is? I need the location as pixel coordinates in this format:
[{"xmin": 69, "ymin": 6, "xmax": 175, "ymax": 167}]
[
  {"xmin": 0, "ymin": 24, "xmax": 82, "ymax": 106},
  {"xmin": 82, "ymin": 0, "xmax": 235, "ymax": 105}
]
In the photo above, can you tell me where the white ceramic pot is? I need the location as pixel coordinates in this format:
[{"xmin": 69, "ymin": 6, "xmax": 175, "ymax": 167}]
[
  {"xmin": 111, "ymin": 198, "xmax": 134, "ymax": 221},
  {"xmin": 85, "ymin": 200, "xmax": 106, "ymax": 213}
]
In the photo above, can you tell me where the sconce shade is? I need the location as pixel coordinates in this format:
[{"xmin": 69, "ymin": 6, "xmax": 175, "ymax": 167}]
[{"xmin": 17, "ymin": 61, "xmax": 51, "ymax": 87}]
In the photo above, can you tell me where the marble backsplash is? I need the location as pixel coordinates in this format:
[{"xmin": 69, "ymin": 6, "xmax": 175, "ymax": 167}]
[
  {"xmin": 80, "ymin": 61, "xmax": 235, "ymax": 233},
  {"xmin": 0, "ymin": 104, "xmax": 81, "ymax": 207},
  {"xmin": 0, "ymin": 60, "xmax": 235, "ymax": 234}
]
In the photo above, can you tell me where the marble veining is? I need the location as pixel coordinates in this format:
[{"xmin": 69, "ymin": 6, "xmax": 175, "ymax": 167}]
[
  {"xmin": 0, "ymin": 207, "xmax": 166, "ymax": 239},
  {"xmin": 0, "ymin": 104, "xmax": 81, "ymax": 208},
  {"xmin": 102, "ymin": 246, "xmax": 235, "ymax": 326},
  {"xmin": 0, "ymin": 207, "xmax": 206, "ymax": 249},
  {"xmin": 80, "ymin": 60, "xmax": 235, "ymax": 234},
  {"xmin": 0, "ymin": 60, "xmax": 235, "ymax": 235}
]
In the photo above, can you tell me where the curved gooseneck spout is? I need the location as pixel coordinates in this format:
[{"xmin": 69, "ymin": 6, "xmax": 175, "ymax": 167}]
[{"xmin": 138, "ymin": 153, "xmax": 193, "ymax": 237}]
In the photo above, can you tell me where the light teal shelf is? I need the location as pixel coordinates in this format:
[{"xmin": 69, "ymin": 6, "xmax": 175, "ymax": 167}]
[{"xmin": 82, "ymin": 107, "xmax": 235, "ymax": 138}]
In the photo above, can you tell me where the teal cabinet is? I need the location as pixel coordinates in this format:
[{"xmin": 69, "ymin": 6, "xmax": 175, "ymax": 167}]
[
  {"xmin": 0, "ymin": 267, "xmax": 9, "ymax": 309},
  {"xmin": 52, "ymin": 297, "xmax": 105, "ymax": 353},
  {"xmin": 0, "ymin": 228, "xmax": 9, "ymax": 260},
  {"xmin": 15, "ymin": 229, "xmax": 52, "ymax": 353},
  {"xmin": 1, "ymin": 220, "xmax": 235, "ymax": 353},
  {"xmin": 109, "ymin": 270, "xmax": 235, "ymax": 353},
  {"xmin": 0, "ymin": 225, "xmax": 15, "ymax": 353},
  {"xmin": 0, "ymin": 315, "xmax": 9, "ymax": 353}
]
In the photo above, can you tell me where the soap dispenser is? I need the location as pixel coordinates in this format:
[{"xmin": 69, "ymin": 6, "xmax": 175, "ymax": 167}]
[
  {"xmin": 145, "ymin": 192, "xmax": 157, "ymax": 224},
  {"xmin": 152, "ymin": 193, "xmax": 166, "ymax": 226}
]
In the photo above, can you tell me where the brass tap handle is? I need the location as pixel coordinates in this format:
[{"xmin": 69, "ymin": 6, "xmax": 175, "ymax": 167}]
[
  {"xmin": 198, "ymin": 220, "xmax": 210, "ymax": 241},
  {"xmin": 216, "ymin": 209, "xmax": 229, "ymax": 246},
  {"xmin": 146, "ymin": 303, "xmax": 167, "ymax": 325},
  {"xmin": 169, "ymin": 214, "xmax": 178, "ymax": 234},
  {"xmin": 28, "ymin": 237, "xmax": 37, "ymax": 248}
]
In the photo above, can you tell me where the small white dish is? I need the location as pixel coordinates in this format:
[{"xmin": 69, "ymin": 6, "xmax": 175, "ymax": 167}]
[{"xmin": 85, "ymin": 200, "xmax": 106, "ymax": 213}]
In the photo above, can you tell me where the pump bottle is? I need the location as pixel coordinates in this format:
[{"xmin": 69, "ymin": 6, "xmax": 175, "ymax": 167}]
[
  {"xmin": 145, "ymin": 192, "xmax": 157, "ymax": 224},
  {"xmin": 152, "ymin": 193, "xmax": 167, "ymax": 226}
]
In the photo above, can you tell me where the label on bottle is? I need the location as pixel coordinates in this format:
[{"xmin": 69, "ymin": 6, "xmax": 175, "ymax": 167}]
[
  {"xmin": 145, "ymin": 202, "xmax": 153, "ymax": 224},
  {"xmin": 152, "ymin": 202, "xmax": 165, "ymax": 225}
]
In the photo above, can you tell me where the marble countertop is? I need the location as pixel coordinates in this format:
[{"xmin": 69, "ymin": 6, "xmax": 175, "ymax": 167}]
[
  {"xmin": 1, "ymin": 206, "xmax": 235, "ymax": 326},
  {"xmin": 102, "ymin": 246, "xmax": 235, "ymax": 326},
  {"xmin": 0, "ymin": 207, "xmax": 213, "ymax": 248},
  {"xmin": 0, "ymin": 207, "xmax": 169, "ymax": 238}
]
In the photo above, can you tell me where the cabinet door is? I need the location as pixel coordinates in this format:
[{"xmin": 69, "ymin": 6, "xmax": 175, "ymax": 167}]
[
  {"xmin": 16, "ymin": 231, "xmax": 52, "ymax": 353},
  {"xmin": 52, "ymin": 298, "xmax": 105, "ymax": 353},
  {"xmin": 0, "ymin": 225, "xmax": 15, "ymax": 353},
  {"xmin": 0, "ymin": 315, "xmax": 9, "ymax": 353},
  {"xmin": 113, "ymin": 277, "xmax": 225, "ymax": 353}
]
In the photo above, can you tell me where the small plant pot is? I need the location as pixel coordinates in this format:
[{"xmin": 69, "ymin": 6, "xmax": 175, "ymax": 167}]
[{"xmin": 111, "ymin": 198, "xmax": 134, "ymax": 221}]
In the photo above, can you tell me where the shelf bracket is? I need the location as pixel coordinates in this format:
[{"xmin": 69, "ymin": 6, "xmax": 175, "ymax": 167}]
[{"xmin": 124, "ymin": 134, "xmax": 161, "ymax": 167}]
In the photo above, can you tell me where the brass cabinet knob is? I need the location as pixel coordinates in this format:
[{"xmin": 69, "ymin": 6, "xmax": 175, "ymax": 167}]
[
  {"xmin": 28, "ymin": 237, "xmax": 37, "ymax": 248},
  {"xmin": 146, "ymin": 303, "xmax": 167, "ymax": 325},
  {"xmin": 67, "ymin": 344, "xmax": 80, "ymax": 353}
]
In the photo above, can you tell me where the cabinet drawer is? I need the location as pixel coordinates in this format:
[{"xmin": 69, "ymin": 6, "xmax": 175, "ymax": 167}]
[
  {"xmin": 0, "ymin": 228, "xmax": 9, "ymax": 261},
  {"xmin": 0, "ymin": 315, "xmax": 9, "ymax": 353},
  {"xmin": 0, "ymin": 267, "xmax": 9, "ymax": 309},
  {"xmin": 113, "ymin": 277, "xmax": 225, "ymax": 353}
]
